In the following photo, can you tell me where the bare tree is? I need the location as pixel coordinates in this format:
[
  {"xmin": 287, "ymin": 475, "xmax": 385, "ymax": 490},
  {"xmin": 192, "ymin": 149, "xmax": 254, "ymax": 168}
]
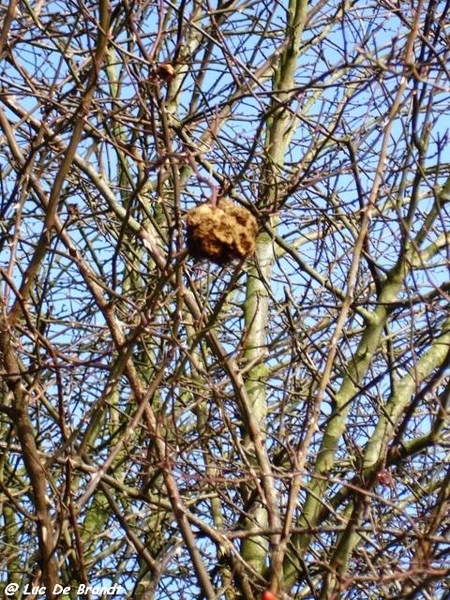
[{"xmin": 1, "ymin": 0, "xmax": 449, "ymax": 599}]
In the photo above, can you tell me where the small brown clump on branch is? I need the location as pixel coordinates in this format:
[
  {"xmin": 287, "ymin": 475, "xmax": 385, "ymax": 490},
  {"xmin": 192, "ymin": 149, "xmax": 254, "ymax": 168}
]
[
  {"xmin": 186, "ymin": 199, "xmax": 258, "ymax": 264},
  {"xmin": 156, "ymin": 62, "xmax": 175, "ymax": 82}
]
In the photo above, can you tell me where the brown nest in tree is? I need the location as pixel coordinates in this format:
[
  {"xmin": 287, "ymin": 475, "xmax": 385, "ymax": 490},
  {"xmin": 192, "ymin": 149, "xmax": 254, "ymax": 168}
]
[{"xmin": 186, "ymin": 199, "xmax": 258, "ymax": 264}]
